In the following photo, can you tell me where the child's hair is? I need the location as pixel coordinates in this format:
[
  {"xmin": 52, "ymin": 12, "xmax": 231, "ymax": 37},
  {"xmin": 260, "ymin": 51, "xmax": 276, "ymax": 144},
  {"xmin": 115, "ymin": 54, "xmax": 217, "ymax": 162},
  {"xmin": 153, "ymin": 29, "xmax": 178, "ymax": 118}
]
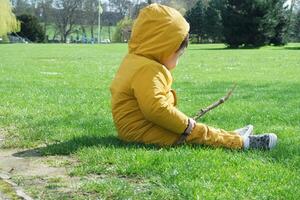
[{"xmin": 176, "ymin": 34, "xmax": 189, "ymax": 52}]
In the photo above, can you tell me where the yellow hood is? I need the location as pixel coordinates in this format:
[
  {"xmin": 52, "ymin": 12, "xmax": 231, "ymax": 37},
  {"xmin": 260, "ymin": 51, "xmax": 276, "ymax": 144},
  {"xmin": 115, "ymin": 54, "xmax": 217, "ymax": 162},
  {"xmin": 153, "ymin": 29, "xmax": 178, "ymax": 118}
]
[{"xmin": 128, "ymin": 3, "xmax": 190, "ymax": 63}]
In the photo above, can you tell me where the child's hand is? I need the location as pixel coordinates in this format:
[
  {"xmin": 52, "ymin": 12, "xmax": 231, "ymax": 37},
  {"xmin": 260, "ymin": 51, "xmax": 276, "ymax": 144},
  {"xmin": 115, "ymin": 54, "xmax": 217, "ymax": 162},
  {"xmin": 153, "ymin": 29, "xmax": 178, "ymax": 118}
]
[{"xmin": 185, "ymin": 118, "xmax": 196, "ymax": 135}]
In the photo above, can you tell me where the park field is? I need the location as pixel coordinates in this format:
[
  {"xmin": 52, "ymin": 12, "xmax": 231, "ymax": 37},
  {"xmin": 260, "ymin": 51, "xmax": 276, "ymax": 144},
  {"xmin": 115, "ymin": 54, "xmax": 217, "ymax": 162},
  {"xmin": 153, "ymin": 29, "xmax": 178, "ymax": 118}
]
[{"xmin": 0, "ymin": 43, "xmax": 300, "ymax": 199}]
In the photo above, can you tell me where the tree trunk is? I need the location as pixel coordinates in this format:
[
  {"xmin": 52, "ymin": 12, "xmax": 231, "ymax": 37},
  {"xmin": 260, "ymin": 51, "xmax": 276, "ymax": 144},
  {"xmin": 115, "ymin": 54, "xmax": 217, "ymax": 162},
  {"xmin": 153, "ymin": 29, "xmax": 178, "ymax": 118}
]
[
  {"xmin": 60, "ymin": 31, "xmax": 64, "ymax": 42},
  {"xmin": 64, "ymin": 34, "xmax": 67, "ymax": 43},
  {"xmin": 52, "ymin": 29, "xmax": 58, "ymax": 41},
  {"xmin": 91, "ymin": 25, "xmax": 94, "ymax": 39},
  {"xmin": 81, "ymin": 26, "xmax": 86, "ymax": 36},
  {"xmin": 108, "ymin": 25, "xmax": 111, "ymax": 41},
  {"xmin": 43, "ymin": 23, "xmax": 48, "ymax": 42}
]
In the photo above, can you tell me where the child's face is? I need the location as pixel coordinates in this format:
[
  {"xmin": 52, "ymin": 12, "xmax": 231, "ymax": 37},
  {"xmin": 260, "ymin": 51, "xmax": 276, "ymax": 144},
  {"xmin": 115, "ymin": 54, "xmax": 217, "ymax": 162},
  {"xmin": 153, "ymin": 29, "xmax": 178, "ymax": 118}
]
[{"xmin": 162, "ymin": 49, "xmax": 185, "ymax": 70}]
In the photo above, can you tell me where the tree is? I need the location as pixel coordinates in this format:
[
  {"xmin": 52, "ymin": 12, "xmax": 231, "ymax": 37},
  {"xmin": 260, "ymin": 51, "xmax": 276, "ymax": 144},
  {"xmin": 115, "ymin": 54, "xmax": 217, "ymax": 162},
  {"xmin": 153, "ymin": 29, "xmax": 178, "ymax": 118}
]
[
  {"xmin": 0, "ymin": 0, "xmax": 20, "ymax": 36},
  {"xmin": 80, "ymin": 0, "xmax": 99, "ymax": 39},
  {"xmin": 287, "ymin": 0, "xmax": 300, "ymax": 41},
  {"xmin": 289, "ymin": 0, "xmax": 297, "ymax": 26},
  {"xmin": 292, "ymin": 9, "xmax": 300, "ymax": 41},
  {"xmin": 101, "ymin": 12, "xmax": 123, "ymax": 26},
  {"xmin": 109, "ymin": 0, "xmax": 132, "ymax": 17},
  {"xmin": 12, "ymin": 0, "xmax": 34, "ymax": 16},
  {"xmin": 221, "ymin": 0, "xmax": 289, "ymax": 48},
  {"xmin": 263, "ymin": 0, "xmax": 289, "ymax": 45},
  {"xmin": 157, "ymin": 0, "xmax": 199, "ymax": 13},
  {"xmin": 16, "ymin": 14, "xmax": 45, "ymax": 42},
  {"xmin": 113, "ymin": 16, "xmax": 133, "ymax": 42},
  {"xmin": 185, "ymin": 0, "xmax": 206, "ymax": 43},
  {"xmin": 163, "ymin": 0, "xmax": 187, "ymax": 14},
  {"xmin": 203, "ymin": 0, "xmax": 224, "ymax": 42},
  {"xmin": 131, "ymin": 0, "xmax": 148, "ymax": 19},
  {"xmin": 36, "ymin": 0, "xmax": 54, "ymax": 41},
  {"xmin": 221, "ymin": 0, "xmax": 267, "ymax": 47},
  {"xmin": 53, "ymin": 0, "xmax": 83, "ymax": 43}
]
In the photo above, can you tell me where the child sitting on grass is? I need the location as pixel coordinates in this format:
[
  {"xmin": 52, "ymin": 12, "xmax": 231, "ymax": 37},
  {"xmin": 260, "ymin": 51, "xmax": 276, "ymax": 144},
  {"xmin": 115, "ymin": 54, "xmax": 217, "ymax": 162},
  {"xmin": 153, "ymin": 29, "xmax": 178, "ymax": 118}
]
[{"xmin": 110, "ymin": 4, "xmax": 277, "ymax": 150}]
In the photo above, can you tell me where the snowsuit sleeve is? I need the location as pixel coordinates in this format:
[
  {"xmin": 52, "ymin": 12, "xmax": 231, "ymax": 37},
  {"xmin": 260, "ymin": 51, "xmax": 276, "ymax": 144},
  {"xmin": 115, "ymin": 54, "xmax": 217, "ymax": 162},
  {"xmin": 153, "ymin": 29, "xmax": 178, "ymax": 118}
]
[{"xmin": 131, "ymin": 66, "xmax": 188, "ymax": 134}]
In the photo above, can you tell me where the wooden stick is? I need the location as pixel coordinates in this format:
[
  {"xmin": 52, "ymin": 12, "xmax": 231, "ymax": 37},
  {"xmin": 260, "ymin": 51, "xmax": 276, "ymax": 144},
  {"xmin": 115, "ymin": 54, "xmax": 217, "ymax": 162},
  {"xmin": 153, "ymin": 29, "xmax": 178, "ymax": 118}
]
[
  {"xmin": 175, "ymin": 84, "xmax": 237, "ymax": 145},
  {"xmin": 193, "ymin": 84, "xmax": 237, "ymax": 121}
]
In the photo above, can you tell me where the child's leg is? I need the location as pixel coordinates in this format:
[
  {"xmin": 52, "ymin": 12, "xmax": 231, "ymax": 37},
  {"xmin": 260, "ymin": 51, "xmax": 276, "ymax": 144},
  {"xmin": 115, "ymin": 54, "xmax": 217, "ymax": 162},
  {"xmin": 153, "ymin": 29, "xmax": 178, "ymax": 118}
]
[
  {"xmin": 186, "ymin": 123, "xmax": 244, "ymax": 149},
  {"xmin": 130, "ymin": 123, "xmax": 243, "ymax": 149},
  {"xmin": 121, "ymin": 123, "xmax": 275, "ymax": 150},
  {"xmin": 139, "ymin": 125, "xmax": 181, "ymax": 146}
]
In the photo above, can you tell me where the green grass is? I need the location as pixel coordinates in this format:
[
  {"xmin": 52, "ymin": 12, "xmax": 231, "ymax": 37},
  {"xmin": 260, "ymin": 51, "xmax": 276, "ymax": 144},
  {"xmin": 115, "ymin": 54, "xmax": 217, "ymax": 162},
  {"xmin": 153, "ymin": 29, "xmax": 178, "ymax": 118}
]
[
  {"xmin": 0, "ymin": 43, "xmax": 300, "ymax": 199},
  {"xmin": 0, "ymin": 179, "xmax": 20, "ymax": 200}
]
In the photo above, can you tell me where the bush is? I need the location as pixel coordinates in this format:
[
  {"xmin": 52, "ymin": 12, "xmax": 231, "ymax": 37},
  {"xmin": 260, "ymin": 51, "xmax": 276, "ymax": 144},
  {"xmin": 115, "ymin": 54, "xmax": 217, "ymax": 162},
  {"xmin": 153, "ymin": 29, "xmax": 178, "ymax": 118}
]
[
  {"xmin": 290, "ymin": 9, "xmax": 300, "ymax": 42},
  {"xmin": 113, "ymin": 17, "xmax": 133, "ymax": 43},
  {"xmin": 16, "ymin": 14, "xmax": 45, "ymax": 43},
  {"xmin": 221, "ymin": 0, "xmax": 288, "ymax": 48},
  {"xmin": 0, "ymin": 34, "xmax": 10, "ymax": 43}
]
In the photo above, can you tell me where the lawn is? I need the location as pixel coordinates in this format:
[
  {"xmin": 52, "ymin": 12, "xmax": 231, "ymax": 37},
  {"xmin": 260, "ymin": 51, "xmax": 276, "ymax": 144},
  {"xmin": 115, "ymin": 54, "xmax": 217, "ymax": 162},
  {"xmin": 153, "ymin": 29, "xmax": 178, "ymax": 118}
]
[{"xmin": 0, "ymin": 43, "xmax": 299, "ymax": 199}]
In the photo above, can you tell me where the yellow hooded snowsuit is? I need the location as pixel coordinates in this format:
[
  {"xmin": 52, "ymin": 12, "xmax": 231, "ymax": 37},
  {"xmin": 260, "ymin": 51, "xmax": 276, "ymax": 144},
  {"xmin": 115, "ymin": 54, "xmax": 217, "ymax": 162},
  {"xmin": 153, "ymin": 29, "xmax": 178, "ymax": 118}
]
[{"xmin": 110, "ymin": 4, "xmax": 243, "ymax": 149}]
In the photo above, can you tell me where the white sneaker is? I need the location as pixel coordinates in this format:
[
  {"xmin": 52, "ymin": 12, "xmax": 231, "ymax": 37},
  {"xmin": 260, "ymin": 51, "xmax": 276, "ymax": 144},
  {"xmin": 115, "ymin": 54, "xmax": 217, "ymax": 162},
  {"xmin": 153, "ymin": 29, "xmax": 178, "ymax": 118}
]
[
  {"xmin": 234, "ymin": 125, "xmax": 254, "ymax": 137},
  {"xmin": 244, "ymin": 133, "xmax": 278, "ymax": 150}
]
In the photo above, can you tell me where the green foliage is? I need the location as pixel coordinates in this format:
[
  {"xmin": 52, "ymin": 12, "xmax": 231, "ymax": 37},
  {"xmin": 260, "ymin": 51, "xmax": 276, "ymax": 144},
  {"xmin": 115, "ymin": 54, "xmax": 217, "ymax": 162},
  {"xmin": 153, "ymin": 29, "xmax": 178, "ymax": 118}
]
[
  {"xmin": 186, "ymin": 0, "xmax": 289, "ymax": 46},
  {"xmin": 0, "ymin": 0, "xmax": 20, "ymax": 36},
  {"xmin": 221, "ymin": 0, "xmax": 268, "ymax": 47},
  {"xmin": 262, "ymin": 0, "xmax": 289, "ymax": 46},
  {"xmin": 0, "ymin": 34, "xmax": 10, "ymax": 43},
  {"xmin": 221, "ymin": 0, "xmax": 289, "ymax": 47},
  {"xmin": 185, "ymin": 0, "xmax": 206, "ymax": 43},
  {"xmin": 291, "ymin": 9, "xmax": 300, "ymax": 41},
  {"xmin": 203, "ymin": 0, "xmax": 224, "ymax": 42},
  {"xmin": 113, "ymin": 17, "xmax": 133, "ymax": 43},
  {"xmin": 16, "ymin": 14, "xmax": 45, "ymax": 43},
  {"xmin": 0, "ymin": 179, "xmax": 19, "ymax": 200}
]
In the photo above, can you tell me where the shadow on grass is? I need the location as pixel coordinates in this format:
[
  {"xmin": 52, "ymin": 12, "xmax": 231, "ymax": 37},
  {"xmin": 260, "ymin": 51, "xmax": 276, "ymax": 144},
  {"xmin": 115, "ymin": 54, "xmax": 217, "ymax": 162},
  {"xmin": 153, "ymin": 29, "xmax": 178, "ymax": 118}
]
[
  {"xmin": 189, "ymin": 47, "xmax": 228, "ymax": 51},
  {"xmin": 189, "ymin": 46, "xmax": 261, "ymax": 51},
  {"xmin": 12, "ymin": 135, "xmax": 160, "ymax": 157},
  {"xmin": 189, "ymin": 45, "xmax": 300, "ymax": 51},
  {"xmin": 284, "ymin": 47, "xmax": 300, "ymax": 50},
  {"xmin": 12, "ymin": 135, "xmax": 235, "ymax": 158},
  {"xmin": 12, "ymin": 134, "xmax": 299, "ymax": 169}
]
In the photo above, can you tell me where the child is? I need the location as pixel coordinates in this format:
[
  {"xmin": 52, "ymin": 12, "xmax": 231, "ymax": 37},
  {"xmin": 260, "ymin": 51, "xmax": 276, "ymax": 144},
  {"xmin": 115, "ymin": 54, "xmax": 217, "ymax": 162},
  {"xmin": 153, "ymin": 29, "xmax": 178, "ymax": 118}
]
[{"xmin": 110, "ymin": 4, "xmax": 277, "ymax": 150}]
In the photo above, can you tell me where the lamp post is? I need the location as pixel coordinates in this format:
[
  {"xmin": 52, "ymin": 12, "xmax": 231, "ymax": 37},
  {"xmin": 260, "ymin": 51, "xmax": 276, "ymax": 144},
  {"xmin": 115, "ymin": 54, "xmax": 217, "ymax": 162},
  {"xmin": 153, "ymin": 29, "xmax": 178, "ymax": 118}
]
[{"xmin": 98, "ymin": 0, "xmax": 103, "ymax": 44}]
